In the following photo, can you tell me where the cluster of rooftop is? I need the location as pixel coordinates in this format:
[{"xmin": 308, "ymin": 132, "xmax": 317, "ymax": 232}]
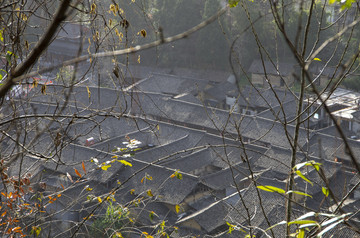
[{"xmin": 2, "ymin": 64, "xmax": 360, "ymax": 237}]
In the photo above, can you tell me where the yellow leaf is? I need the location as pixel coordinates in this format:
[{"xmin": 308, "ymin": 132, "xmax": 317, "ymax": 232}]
[
  {"xmin": 86, "ymin": 86, "xmax": 91, "ymax": 99},
  {"xmin": 175, "ymin": 171, "xmax": 183, "ymax": 180},
  {"xmin": 142, "ymin": 232, "xmax": 153, "ymax": 238},
  {"xmin": 147, "ymin": 189, "xmax": 153, "ymax": 197},
  {"xmin": 140, "ymin": 29, "xmax": 147, "ymax": 37},
  {"xmin": 146, "ymin": 174, "xmax": 153, "ymax": 181},
  {"xmin": 322, "ymin": 187, "xmax": 329, "ymax": 197},
  {"xmin": 90, "ymin": 3, "xmax": 96, "ymax": 13},
  {"xmin": 130, "ymin": 189, "xmax": 135, "ymax": 195},
  {"xmin": 314, "ymin": 57, "xmax": 322, "ymax": 61},
  {"xmin": 115, "ymin": 28, "xmax": 120, "ymax": 37},
  {"xmin": 137, "ymin": 55, "xmax": 141, "ymax": 64},
  {"xmin": 101, "ymin": 164, "xmax": 111, "ymax": 171},
  {"xmin": 118, "ymin": 160, "xmax": 132, "ymax": 167},
  {"xmin": 115, "ymin": 232, "xmax": 123, "ymax": 238},
  {"xmin": 149, "ymin": 211, "xmax": 155, "ymax": 220},
  {"xmin": 22, "ymin": 13, "xmax": 27, "ymax": 21},
  {"xmin": 175, "ymin": 204, "xmax": 180, "ymax": 213},
  {"xmin": 170, "ymin": 174, "xmax": 176, "ymax": 178},
  {"xmin": 87, "ymin": 38, "xmax": 91, "ymax": 54},
  {"xmin": 41, "ymin": 85, "xmax": 46, "ymax": 94},
  {"xmin": 97, "ymin": 197, "xmax": 102, "ymax": 203},
  {"xmin": 112, "ymin": 155, "xmax": 118, "ymax": 159},
  {"xmin": 141, "ymin": 177, "xmax": 145, "ymax": 184},
  {"xmin": 109, "ymin": 4, "xmax": 116, "ymax": 15},
  {"xmin": 33, "ymin": 78, "xmax": 38, "ymax": 88}
]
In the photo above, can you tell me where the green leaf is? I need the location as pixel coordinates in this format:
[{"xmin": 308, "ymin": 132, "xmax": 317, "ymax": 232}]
[
  {"xmin": 312, "ymin": 163, "xmax": 320, "ymax": 172},
  {"xmin": 322, "ymin": 187, "xmax": 329, "ymax": 197},
  {"xmin": 149, "ymin": 211, "xmax": 155, "ymax": 221},
  {"xmin": 257, "ymin": 185, "xmax": 285, "ymax": 194},
  {"xmin": 30, "ymin": 226, "xmax": 41, "ymax": 237},
  {"xmin": 288, "ymin": 220, "xmax": 318, "ymax": 226},
  {"xmin": 228, "ymin": 225, "xmax": 234, "ymax": 234},
  {"xmin": 6, "ymin": 51, "xmax": 13, "ymax": 64},
  {"xmin": 286, "ymin": 190, "xmax": 312, "ymax": 198},
  {"xmin": 35, "ymin": 227, "xmax": 41, "ymax": 236},
  {"xmin": 226, "ymin": 222, "xmax": 238, "ymax": 234},
  {"xmin": 295, "ymin": 170, "xmax": 313, "ymax": 186},
  {"xmin": 305, "ymin": 161, "xmax": 321, "ymax": 171},
  {"xmin": 297, "ymin": 229, "xmax": 305, "ymax": 238},
  {"xmin": 340, "ymin": 0, "xmax": 355, "ymax": 10},
  {"xmin": 228, "ymin": 0, "xmax": 239, "ymax": 7}
]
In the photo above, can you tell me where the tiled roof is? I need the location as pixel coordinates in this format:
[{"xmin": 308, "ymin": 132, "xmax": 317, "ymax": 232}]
[
  {"xmin": 189, "ymin": 196, "xmax": 231, "ymax": 233},
  {"xmin": 252, "ymin": 147, "xmax": 307, "ymax": 180},
  {"xmin": 238, "ymin": 85, "xmax": 297, "ymax": 110},
  {"xmin": 127, "ymin": 73, "xmax": 209, "ymax": 96},
  {"xmin": 248, "ymin": 59, "xmax": 294, "ymax": 76},
  {"xmin": 119, "ymin": 159, "xmax": 200, "ymax": 205},
  {"xmin": 201, "ymin": 164, "xmax": 251, "ymax": 191},
  {"xmin": 226, "ymin": 178, "xmax": 287, "ymax": 230}
]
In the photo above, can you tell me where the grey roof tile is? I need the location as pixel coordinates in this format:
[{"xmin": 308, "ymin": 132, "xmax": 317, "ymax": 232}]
[
  {"xmin": 189, "ymin": 196, "xmax": 231, "ymax": 233},
  {"xmin": 127, "ymin": 73, "xmax": 209, "ymax": 96},
  {"xmin": 248, "ymin": 60, "xmax": 294, "ymax": 76},
  {"xmin": 226, "ymin": 178, "xmax": 287, "ymax": 228},
  {"xmin": 252, "ymin": 147, "xmax": 307, "ymax": 180},
  {"xmin": 201, "ymin": 164, "xmax": 252, "ymax": 191},
  {"xmin": 119, "ymin": 159, "xmax": 200, "ymax": 205}
]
